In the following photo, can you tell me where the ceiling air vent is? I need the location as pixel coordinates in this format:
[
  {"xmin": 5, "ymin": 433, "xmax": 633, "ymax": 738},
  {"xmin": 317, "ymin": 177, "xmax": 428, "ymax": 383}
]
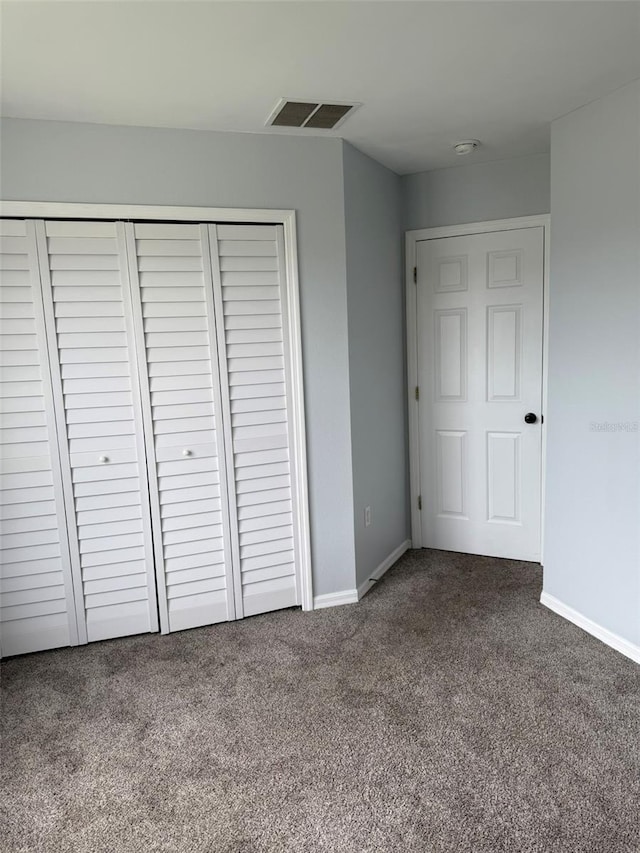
[{"xmin": 267, "ymin": 99, "xmax": 360, "ymax": 130}]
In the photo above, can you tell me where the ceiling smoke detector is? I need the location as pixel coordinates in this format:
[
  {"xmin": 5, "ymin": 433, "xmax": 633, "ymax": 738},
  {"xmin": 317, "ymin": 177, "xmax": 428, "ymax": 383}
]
[
  {"xmin": 266, "ymin": 98, "xmax": 360, "ymax": 130},
  {"xmin": 453, "ymin": 140, "xmax": 480, "ymax": 156}
]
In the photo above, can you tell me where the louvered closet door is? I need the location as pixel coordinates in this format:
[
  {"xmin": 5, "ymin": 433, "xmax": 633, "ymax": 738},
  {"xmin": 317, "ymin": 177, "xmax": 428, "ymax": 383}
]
[
  {"xmin": 125, "ymin": 223, "xmax": 235, "ymax": 633},
  {"xmin": 0, "ymin": 220, "xmax": 78, "ymax": 656},
  {"xmin": 210, "ymin": 225, "xmax": 301, "ymax": 618},
  {"xmin": 36, "ymin": 221, "xmax": 158, "ymax": 643}
]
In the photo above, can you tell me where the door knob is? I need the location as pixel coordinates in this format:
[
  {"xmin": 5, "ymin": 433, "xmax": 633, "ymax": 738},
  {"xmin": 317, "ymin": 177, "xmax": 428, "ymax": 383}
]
[
  {"xmin": 524, "ymin": 413, "xmax": 538, "ymax": 424},
  {"xmin": 182, "ymin": 449, "xmax": 192, "ymax": 457},
  {"xmin": 99, "ymin": 455, "xmax": 109, "ymax": 463}
]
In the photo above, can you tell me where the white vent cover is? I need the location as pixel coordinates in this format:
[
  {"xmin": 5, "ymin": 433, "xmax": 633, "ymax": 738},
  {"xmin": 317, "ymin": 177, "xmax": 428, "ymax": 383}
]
[{"xmin": 266, "ymin": 99, "xmax": 360, "ymax": 130}]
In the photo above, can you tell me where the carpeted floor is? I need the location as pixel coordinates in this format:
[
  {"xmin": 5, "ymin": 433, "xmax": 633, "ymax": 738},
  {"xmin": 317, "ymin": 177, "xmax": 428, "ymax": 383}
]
[{"xmin": 1, "ymin": 549, "xmax": 639, "ymax": 853}]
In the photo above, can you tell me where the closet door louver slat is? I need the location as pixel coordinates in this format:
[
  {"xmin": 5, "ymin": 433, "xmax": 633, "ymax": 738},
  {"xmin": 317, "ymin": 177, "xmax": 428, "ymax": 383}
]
[
  {"xmin": 209, "ymin": 224, "xmax": 301, "ymax": 618},
  {"xmin": 36, "ymin": 220, "xmax": 158, "ymax": 643},
  {"xmin": 125, "ymin": 222, "xmax": 235, "ymax": 633},
  {"xmin": 0, "ymin": 219, "xmax": 78, "ymax": 656}
]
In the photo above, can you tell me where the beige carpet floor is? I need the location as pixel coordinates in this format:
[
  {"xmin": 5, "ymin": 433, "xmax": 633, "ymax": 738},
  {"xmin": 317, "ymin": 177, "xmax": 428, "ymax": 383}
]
[{"xmin": 1, "ymin": 549, "xmax": 639, "ymax": 853}]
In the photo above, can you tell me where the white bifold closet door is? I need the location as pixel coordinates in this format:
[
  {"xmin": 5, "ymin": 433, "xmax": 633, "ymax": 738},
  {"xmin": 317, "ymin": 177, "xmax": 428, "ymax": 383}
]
[
  {"xmin": 124, "ymin": 223, "xmax": 235, "ymax": 633},
  {"xmin": 125, "ymin": 222, "xmax": 301, "ymax": 629},
  {"xmin": 0, "ymin": 216, "xmax": 305, "ymax": 655},
  {"xmin": 0, "ymin": 220, "xmax": 78, "ymax": 656},
  {"xmin": 36, "ymin": 220, "xmax": 159, "ymax": 643},
  {"xmin": 210, "ymin": 225, "xmax": 301, "ymax": 618}
]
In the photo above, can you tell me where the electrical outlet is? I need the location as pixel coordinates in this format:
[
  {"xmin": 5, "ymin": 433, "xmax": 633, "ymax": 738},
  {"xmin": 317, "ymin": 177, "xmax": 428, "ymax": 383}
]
[{"xmin": 364, "ymin": 506, "xmax": 372, "ymax": 527}]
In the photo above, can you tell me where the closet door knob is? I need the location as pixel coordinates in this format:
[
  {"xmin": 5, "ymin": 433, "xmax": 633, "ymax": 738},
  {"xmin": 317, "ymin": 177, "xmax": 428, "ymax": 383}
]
[
  {"xmin": 182, "ymin": 449, "xmax": 192, "ymax": 457},
  {"xmin": 99, "ymin": 456, "xmax": 109, "ymax": 463}
]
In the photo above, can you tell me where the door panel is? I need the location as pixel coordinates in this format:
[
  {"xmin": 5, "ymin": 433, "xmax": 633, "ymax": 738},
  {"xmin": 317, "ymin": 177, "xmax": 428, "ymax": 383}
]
[
  {"xmin": 36, "ymin": 220, "xmax": 158, "ymax": 642},
  {"xmin": 417, "ymin": 227, "xmax": 543, "ymax": 561},
  {"xmin": 125, "ymin": 222, "xmax": 236, "ymax": 633},
  {"xmin": 0, "ymin": 219, "xmax": 78, "ymax": 656},
  {"xmin": 209, "ymin": 224, "xmax": 300, "ymax": 618},
  {"xmin": 2, "ymin": 215, "xmax": 309, "ymax": 655}
]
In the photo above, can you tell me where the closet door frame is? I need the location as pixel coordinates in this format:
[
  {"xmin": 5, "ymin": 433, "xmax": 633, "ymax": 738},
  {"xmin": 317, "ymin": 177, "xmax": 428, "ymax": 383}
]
[{"xmin": 2, "ymin": 201, "xmax": 313, "ymax": 613}]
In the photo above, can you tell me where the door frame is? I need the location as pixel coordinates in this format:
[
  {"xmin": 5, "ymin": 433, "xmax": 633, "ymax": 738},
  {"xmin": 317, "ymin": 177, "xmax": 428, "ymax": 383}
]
[
  {"xmin": 0, "ymin": 200, "xmax": 314, "ymax": 612},
  {"xmin": 405, "ymin": 214, "xmax": 550, "ymax": 560}
]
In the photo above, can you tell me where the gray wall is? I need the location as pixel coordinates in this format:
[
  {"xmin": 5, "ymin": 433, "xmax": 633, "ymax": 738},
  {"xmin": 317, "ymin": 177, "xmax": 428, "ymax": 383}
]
[
  {"xmin": 544, "ymin": 80, "xmax": 640, "ymax": 646},
  {"xmin": 342, "ymin": 142, "xmax": 408, "ymax": 589},
  {"xmin": 0, "ymin": 117, "xmax": 357, "ymax": 597},
  {"xmin": 402, "ymin": 152, "xmax": 550, "ymax": 230}
]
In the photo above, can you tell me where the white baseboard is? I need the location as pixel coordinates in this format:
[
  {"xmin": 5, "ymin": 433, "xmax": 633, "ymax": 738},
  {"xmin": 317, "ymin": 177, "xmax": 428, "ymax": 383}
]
[
  {"xmin": 312, "ymin": 589, "xmax": 359, "ymax": 610},
  {"xmin": 540, "ymin": 592, "xmax": 640, "ymax": 665},
  {"xmin": 312, "ymin": 540, "xmax": 412, "ymax": 611},
  {"xmin": 357, "ymin": 539, "xmax": 412, "ymax": 601}
]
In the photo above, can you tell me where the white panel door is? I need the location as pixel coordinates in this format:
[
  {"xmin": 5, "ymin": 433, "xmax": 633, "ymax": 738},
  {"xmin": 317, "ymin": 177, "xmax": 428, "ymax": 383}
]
[
  {"xmin": 125, "ymin": 222, "xmax": 235, "ymax": 633},
  {"xmin": 0, "ymin": 220, "xmax": 78, "ymax": 656},
  {"xmin": 36, "ymin": 220, "xmax": 158, "ymax": 642},
  {"xmin": 417, "ymin": 227, "xmax": 543, "ymax": 561},
  {"xmin": 209, "ymin": 225, "xmax": 301, "ymax": 617}
]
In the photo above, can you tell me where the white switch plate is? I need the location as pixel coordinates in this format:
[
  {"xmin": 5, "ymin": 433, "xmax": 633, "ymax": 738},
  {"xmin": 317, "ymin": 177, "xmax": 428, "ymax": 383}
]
[{"xmin": 364, "ymin": 506, "xmax": 372, "ymax": 527}]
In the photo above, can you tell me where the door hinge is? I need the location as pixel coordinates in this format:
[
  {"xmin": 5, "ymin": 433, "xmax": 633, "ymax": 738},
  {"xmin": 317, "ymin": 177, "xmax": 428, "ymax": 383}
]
[
  {"xmin": 418, "ymin": 495, "xmax": 422, "ymax": 511},
  {"xmin": 415, "ymin": 386, "xmax": 420, "ymax": 401},
  {"xmin": 413, "ymin": 266, "xmax": 417, "ymax": 284}
]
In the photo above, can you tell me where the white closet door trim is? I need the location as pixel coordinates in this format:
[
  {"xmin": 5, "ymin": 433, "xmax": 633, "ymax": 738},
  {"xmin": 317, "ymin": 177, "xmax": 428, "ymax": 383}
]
[
  {"xmin": 2, "ymin": 202, "xmax": 313, "ymax": 611},
  {"xmin": 275, "ymin": 224, "xmax": 302, "ymax": 607},
  {"xmin": 276, "ymin": 223, "xmax": 312, "ymax": 611},
  {"xmin": 1, "ymin": 203, "xmax": 296, "ymax": 225}
]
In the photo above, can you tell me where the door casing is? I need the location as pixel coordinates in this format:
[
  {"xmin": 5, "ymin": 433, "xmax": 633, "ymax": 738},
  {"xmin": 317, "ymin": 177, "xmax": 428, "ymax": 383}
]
[{"xmin": 405, "ymin": 215, "xmax": 550, "ymax": 563}]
